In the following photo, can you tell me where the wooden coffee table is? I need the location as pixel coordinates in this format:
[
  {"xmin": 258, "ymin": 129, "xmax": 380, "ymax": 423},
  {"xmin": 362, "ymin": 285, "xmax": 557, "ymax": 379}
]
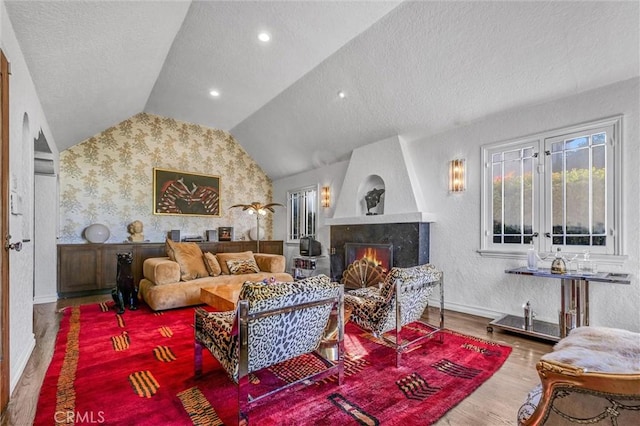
[{"xmin": 200, "ymin": 284, "xmax": 242, "ymax": 311}]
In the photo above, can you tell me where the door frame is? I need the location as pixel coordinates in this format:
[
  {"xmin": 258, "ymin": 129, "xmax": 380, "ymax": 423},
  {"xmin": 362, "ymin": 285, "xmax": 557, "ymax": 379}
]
[{"xmin": 1, "ymin": 49, "xmax": 11, "ymax": 415}]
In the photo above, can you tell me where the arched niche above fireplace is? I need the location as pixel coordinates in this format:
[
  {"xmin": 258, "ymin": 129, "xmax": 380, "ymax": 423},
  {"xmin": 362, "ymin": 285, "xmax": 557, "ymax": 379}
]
[{"xmin": 357, "ymin": 174, "xmax": 385, "ymax": 216}]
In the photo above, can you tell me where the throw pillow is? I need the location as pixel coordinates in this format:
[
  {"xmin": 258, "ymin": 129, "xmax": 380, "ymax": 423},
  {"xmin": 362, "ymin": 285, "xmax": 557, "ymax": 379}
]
[
  {"xmin": 166, "ymin": 240, "xmax": 208, "ymax": 281},
  {"xmin": 216, "ymin": 251, "xmax": 255, "ymax": 275},
  {"xmin": 203, "ymin": 252, "xmax": 222, "ymax": 276},
  {"xmin": 165, "ymin": 239, "xmax": 176, "ymax": 260},
  {"xmin": 227, "ymin": 258, "xmax": 260, "ymax": 275}
]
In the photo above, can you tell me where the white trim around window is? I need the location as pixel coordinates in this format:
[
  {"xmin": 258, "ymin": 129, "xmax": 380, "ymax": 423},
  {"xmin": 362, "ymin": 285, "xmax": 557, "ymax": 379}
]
[{"xmin": 479, "ymin": 116, "xmax": 623, "ymax": 260}]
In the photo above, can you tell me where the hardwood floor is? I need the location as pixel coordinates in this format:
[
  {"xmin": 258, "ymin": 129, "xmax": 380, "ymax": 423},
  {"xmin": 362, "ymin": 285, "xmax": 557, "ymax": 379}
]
[{"xmin": 2, "ymin": 297, "xmax": 553, "ymax": 425}]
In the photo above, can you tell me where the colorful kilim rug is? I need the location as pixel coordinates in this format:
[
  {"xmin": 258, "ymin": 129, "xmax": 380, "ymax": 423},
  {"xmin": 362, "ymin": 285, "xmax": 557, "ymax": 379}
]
[{"xmin": 35, "ymin": 302, "xmax": 511, "ymax": 425}]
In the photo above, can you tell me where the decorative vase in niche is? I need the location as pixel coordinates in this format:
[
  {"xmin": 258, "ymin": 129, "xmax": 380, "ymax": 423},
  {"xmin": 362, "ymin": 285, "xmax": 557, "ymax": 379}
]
[
  {"xmin": 249, "ymin": 226, "xmax": 263, "ymax": 241},
  {"xmin": 84, "ymin": 223, "xmax": 110, "ymax": 243}
]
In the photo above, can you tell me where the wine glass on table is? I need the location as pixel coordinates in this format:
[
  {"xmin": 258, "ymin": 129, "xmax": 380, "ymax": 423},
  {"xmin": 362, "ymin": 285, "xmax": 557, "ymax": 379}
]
[
  {"xmin": 564, "ymin": 253, "xmax": 579, "ymax": 274},
  {"xmin": 536, "ymin": 251, "xmax": 550, "ymax": 267}
]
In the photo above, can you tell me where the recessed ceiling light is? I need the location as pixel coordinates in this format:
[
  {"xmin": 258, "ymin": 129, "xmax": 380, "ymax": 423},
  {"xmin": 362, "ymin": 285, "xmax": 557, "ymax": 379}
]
[
  {"xmin": 258, "ymin": 32, "xmax": 271, "ymax": 42},
  {"xmin": 338, "ymin": 91, "xmax": 346, "ymax": 99},
  {"xmin": 209, "ymin": 90, "xmax": 220, "ymax": 97}
]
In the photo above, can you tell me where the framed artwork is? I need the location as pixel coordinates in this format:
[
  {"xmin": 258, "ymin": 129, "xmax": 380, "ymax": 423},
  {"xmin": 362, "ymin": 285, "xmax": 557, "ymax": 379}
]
[
  {"xmin": 153, "ymin": 168, "xmax": 221, "ymax": 217},
  {"xmin": 218, "ymin": 227, "xmax": 234, "ymax": 241}
]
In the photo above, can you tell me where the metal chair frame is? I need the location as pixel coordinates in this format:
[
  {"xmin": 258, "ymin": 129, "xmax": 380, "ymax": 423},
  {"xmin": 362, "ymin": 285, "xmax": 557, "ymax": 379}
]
[
  {"xmin": 373, "ymin": 274, "xmax": 444, "ymax": 367},
  {"xmin": 195, "ymin": 286, "xmax": 344, "ymax": 424}
]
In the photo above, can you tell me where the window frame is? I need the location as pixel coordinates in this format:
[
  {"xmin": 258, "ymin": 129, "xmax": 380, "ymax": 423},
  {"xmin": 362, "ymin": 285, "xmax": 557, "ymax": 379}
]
[
  {"xmin": 480, "ymin": 116, "xmax": 623, "ymax": 258},
  {"xmin": 483, "ymin": 137, "xmax": 542, "ymax": 251},
  {"xmin": 286, "ymin": 184, "xmax": 318, "ymax": 243}
]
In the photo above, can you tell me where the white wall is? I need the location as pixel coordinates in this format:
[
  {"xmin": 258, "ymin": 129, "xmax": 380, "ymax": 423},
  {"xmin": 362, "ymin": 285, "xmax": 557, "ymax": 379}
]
[
  {"xmin": 272, "ymin": 78, "xmax": 640, "ymax": 332},
  {"xmin": 407, "ymin": 77, "xmax": 639, "ymax": 331},
  {"xmin": 272, "ymin": 160, "xmax": 349, "ymax": 275},
  {"xmin": 34, "ymin": 174, "xmax": 58, "ymax": 303},
  {"xmin": 1, "ymin": 0, "xmax": 59, "ymax": 391}
]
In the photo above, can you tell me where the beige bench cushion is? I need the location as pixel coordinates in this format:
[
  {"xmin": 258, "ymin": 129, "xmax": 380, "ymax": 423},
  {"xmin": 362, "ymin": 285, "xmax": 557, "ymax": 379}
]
[{"xmin": 542, "ymin": 326, "xmax": 640, "ymax": 373}]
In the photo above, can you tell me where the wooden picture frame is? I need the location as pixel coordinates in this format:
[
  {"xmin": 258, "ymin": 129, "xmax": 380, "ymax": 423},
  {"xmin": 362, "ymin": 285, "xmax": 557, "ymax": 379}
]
[
  {"xmin": 153, "ymin": 168, "xmax": 221, "ymax": 217},
  {"xmin": 217, "ymin": 227, "xmax": 233, "ymax": 241}
]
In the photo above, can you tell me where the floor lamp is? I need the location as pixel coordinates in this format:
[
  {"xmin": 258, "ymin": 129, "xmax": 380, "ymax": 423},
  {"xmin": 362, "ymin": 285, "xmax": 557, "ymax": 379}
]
[{"xmin": 229, "ymin": 202, "xmax": 283, "ymax": 252}]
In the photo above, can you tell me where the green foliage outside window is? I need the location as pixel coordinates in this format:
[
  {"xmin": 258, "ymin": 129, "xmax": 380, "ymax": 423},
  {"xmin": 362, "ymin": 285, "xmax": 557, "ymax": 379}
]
[{"xmin": 493, "ymin": 167, "xmax": 605, "ymax": 244}]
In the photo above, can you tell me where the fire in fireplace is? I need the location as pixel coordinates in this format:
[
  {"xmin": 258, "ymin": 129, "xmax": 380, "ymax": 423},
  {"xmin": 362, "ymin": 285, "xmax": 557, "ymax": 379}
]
[{"xmin": 344, "ymin": 243, "xmax": 393, "ymax": 273}]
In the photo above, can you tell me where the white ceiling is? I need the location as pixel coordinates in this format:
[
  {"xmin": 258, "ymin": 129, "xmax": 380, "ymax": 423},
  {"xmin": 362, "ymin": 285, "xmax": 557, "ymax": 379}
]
[{"xmin": 6, "ymin": 1, "xmax": 639, "ymax": 180}]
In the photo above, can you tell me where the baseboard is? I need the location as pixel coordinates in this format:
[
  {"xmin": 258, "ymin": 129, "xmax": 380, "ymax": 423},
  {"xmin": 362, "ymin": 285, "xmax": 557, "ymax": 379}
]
[
  {"xmin": 10, "ymin": 334, "xmax": 36, "ymax": 393},
  {"xmin": 33, "ymin": 294, "xmax": 58, "ymax": 304},
  {"xmin": 429, "ymin": 298, "xmax": 503, "ymax": 320}
]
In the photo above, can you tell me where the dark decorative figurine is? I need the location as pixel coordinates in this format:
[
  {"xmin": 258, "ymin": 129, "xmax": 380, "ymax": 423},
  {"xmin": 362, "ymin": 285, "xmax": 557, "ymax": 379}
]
[
  {"xmin": 365, "ymin": 188, "xmax": 385, "ymax": 215},
  {"xmin": 112, "ymin": 252, "xmax": 137, "ymax": 314}
]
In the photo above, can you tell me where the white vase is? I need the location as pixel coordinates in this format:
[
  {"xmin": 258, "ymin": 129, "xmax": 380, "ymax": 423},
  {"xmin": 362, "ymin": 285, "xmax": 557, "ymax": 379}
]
[
  {"xmin": 248, "ymin": 226, "xmax": 263, "ymax": 241},
  {"xmin": 84, "ymin": 223, "xmax": 110, "ymax": 243}
]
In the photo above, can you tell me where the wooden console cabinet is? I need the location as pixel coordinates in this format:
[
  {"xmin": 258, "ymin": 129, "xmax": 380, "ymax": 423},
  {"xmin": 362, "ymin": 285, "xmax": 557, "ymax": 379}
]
[{"xmin": 57, "ymin": 240, "xmax": 284, "ymax": 297}]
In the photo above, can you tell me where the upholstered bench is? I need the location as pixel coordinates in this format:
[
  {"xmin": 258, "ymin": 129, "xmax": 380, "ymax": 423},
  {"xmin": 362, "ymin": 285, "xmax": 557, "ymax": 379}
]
[{"xmin": 517, "ymin": 326, "xmax": 640, "ymax": 425}]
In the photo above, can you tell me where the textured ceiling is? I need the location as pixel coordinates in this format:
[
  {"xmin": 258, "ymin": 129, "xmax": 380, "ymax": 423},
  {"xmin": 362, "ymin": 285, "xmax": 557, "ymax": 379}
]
[{"xmin": 6, "ymin": 1, "xmax": 639, "ymax": 180}]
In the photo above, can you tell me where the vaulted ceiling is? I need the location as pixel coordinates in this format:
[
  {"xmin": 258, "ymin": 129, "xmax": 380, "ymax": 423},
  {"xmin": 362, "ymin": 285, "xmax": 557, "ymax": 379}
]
[{"xmin": 6, "ymin": 1, "xmax": 639, "ymax": 180}]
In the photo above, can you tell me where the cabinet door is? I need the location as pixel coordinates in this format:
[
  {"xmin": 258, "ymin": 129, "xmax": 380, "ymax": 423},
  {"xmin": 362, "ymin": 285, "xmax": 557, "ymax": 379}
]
[
  {"xmin": 100, "ymin": 245, "xmax": 133, "ymax": 289},
  {"xmin": 58, "ymin": 245, "xmax": 99, "ymax": 293},
  {"xmin": 257, "ymin": 240, "xmax": 283, "ymax": 254},
  {"xmin": 213, "ymin": 242, "xmax": 243, "ymax": 253},
  {"xmin": 198, "ymin": 242, "xmax": 221, "ymax": 253}
]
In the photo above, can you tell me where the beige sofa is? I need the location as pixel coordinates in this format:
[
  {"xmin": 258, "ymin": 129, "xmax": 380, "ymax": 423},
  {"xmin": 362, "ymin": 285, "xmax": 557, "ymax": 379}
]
[{"xmin": 139, "ymin": 245, "xmax": 293, "ymax": 310}]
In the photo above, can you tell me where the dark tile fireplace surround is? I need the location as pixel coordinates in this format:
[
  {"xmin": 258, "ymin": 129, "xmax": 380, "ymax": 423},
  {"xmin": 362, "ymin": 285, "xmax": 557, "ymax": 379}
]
[{"xmin": 330, "ymin": 222, "xmax": 430, "ymax": 285}]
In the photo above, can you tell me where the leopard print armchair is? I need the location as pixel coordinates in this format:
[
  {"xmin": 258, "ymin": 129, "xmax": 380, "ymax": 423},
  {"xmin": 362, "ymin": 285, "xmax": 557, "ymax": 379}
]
[
  {"xmin": 194, "ymin": 275, "xmax": 344, "ymax": 423},
  {"xmin": 344, "ymin": 264, "xmax": 444, "ymax": 367}
]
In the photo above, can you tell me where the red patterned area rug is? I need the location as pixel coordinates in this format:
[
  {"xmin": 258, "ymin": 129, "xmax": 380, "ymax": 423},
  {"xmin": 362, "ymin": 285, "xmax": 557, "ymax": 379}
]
[{"xmin": 35, "ymin": 302, "xmax": 511, "ymax": 425}]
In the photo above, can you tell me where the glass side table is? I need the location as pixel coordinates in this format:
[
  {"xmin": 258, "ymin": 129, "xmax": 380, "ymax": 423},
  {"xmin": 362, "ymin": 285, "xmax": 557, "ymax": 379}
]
[{"xmin": 487, "ymin": 267, "xmax": 631, "ymax": 342}]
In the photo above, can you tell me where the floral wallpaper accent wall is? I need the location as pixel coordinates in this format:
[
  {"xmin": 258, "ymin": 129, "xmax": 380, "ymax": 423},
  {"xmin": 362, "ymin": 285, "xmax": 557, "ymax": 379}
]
[{"xmin": 60, "ymin": 113, "xmax": 274, "ymax": 243}]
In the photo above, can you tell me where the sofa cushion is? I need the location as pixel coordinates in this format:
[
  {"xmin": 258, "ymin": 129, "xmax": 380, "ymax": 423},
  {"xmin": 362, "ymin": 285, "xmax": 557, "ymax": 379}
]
[
  {"xmin": 166, "ymin": 239, "xmax": 209, "ymax": 281},
  {"xmin": 165, "ymin": 239, "xmax": 176, "ymax": 260},
  {"xmin": 203, "ymin": 252, "xmax": 222, "ymax": 276},
  {"xmin": 227, "ymin": 258, "xmax": 260, "ymax": 275},
  {"xmin": 139, "ymin": 271, "xmax": 295, "ymax": 311},
  {"xmin": 254, "ymin": 253, "xmax": 286, "ymax": 273},
  {"xmin": 216, "ymin": 251, "xmax": 254, "ymax": 275},
  {"xmin": 143, "ymin": 257, "xmax": 181, "ymax": 285}
]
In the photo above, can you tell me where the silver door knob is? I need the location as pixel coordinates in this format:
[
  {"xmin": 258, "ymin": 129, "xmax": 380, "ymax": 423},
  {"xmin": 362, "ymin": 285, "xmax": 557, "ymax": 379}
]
[{"xmin": 4, "ymin": 235, "xmax": 22, "ymax": 252}]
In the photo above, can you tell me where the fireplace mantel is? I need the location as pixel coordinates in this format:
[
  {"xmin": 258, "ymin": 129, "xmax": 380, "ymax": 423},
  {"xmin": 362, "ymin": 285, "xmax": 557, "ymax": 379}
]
[{"xmin": 325, "ymin": 211, "xmax": 436, "ymax": 226}]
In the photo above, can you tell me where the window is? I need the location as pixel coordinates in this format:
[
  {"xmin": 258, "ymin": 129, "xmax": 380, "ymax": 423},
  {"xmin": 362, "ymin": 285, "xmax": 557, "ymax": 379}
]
[
  {"xmin": 287, "ymin": 185, "xmax": 317, "ymax": 242},
  {"xmin": 481, "ymin": 116, "xmax": 622, "ymax": 255}
]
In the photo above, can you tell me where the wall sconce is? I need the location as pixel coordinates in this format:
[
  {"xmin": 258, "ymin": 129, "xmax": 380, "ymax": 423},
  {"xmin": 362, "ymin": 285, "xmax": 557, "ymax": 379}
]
[
  {"xmin": 321, "ymin": 186, "xmax": 331, "ymax": 207},
  {"xmin": 449, "ymin": 159, "xmax": 466, "ymax": 192}
]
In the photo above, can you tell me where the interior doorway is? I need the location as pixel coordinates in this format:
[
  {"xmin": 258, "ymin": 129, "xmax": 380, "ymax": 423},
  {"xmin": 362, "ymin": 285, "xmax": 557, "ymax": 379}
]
[{"xmin": 33, "ymin": 130, "xmax": 57, "ymax": 303}]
